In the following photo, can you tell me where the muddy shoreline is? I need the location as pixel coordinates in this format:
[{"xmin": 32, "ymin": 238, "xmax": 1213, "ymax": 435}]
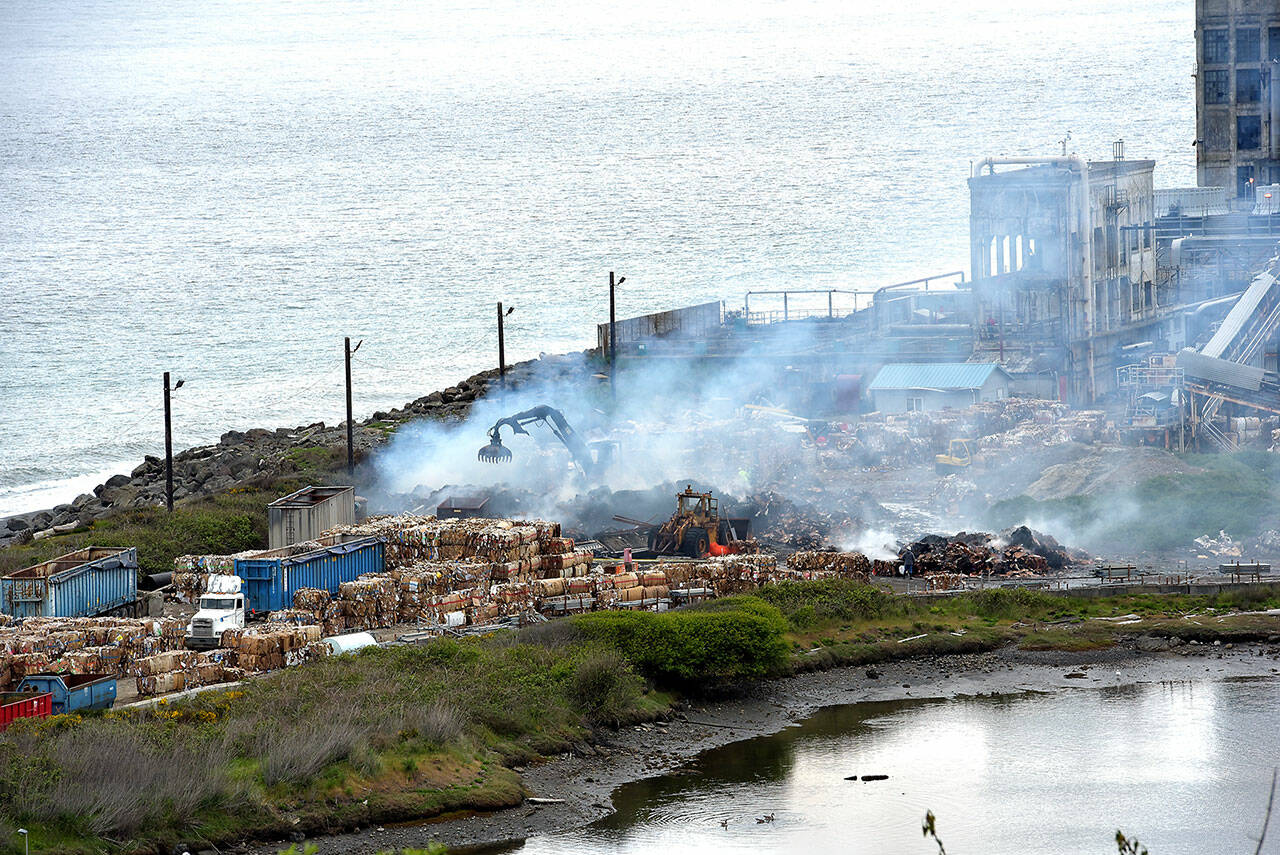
[{"xmin": 242, "ymin": 641, "xmax": 1280, "ymax": 854}]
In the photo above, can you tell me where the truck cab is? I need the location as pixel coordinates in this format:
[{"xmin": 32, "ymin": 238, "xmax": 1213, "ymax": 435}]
[{"xmin": 185, "ymin": 575, "xmax": 247, "ymax": 649}]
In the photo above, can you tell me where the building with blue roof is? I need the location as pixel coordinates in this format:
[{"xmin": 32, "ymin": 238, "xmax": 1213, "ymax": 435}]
[{"xmin": 867, "ymin": 363, "xmax": 1011, "ymax": 412}]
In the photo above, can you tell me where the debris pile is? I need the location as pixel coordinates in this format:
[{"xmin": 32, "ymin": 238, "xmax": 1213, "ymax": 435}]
[
  {"xmin": 1193, "ymin": 530, "xmax": 1242, "ymax": 558},
  {"xmin": 905, "ymin": 526, "xmax": 1086, "ymax": 577},
  {"xmin": 745, "ymin": 491, "xmax": 877, "ymax": 550}
]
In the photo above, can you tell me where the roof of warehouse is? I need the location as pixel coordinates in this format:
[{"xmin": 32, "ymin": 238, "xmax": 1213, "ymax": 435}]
[{"xmin": 868, "ymin": 362, "xmax": 1008, "ymax": 391}]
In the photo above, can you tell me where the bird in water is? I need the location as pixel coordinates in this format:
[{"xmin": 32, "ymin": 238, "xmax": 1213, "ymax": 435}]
[
  {"xmin": 720, "ymin": 819, "xmax": 729, "ymax": 829},
  {"xmin": 757, "ymin": 813, "xmax": 775, "ymax": 823}
]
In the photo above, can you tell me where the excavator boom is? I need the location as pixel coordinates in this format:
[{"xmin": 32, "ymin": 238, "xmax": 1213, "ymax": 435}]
[{"xmin": 477, "ymin": 405, "xmax": 607, "ymax": 478}]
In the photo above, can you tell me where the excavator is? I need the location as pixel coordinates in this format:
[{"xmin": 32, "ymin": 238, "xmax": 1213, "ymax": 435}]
[{"xmin": 477, "ymin": 405, "xmax": 614, "ymax": 480}]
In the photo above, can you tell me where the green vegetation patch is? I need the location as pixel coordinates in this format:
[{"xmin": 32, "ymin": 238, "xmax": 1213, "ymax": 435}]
[
  {"xmin": 987, "ymin": 451, "xmax": 1280, "ymax": 553},
  {"xmin": 573, "ymin": 597, "xmax": 790, "ymax": 686}
]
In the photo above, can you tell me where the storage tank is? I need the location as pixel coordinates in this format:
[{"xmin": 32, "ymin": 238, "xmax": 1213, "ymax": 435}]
[
  {"xmin": 234, "ymin": 537, "xmax": 384, "ymax": 614},
  {"xmin": 267, "ymin": 485, "xmax": 357, "ymax": 549},
  {"xmin": 1, "ymin": 547, "xmax": 138, "ymax": 619}
]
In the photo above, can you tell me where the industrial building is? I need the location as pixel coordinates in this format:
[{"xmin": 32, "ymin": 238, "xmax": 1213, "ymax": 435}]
[
  {"xmin": 867, "ymin": 363, "xmax": 1010, "ymax": 413},
  {"xmin": 1194, "ymin": 0, "xmax": 1280, "ymax": 200},
  {"xmin": 967, "ymin": 152, "xmax": 1160, "ymax": 403}
]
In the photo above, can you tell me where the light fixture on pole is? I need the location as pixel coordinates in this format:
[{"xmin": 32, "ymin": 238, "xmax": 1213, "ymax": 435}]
[
  {"xmin": 163, "ymin": 374, "xmax": 185, "ymax": 512},
  {"xmin": 609, "ymin": 272, "xmax": 626, "ymax": 399},
  {"xmin": 345, "ymin": 337, "xmax": 363, "ymax": 476},
  {"xmin": 17, "ymin": 828, "xmax": 27, "ymax": 855},
  {"xmin": 498, "ymin": 303, "xmax": 514, "ymax": 388}
]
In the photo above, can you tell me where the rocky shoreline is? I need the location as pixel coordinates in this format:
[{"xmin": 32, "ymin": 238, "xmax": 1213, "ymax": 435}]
[
  {"xmin": 0, "ymin": 354, "xmax": 590, "ymax": 550},
  {"xmin": 239, "ymin": 640, "xmax": 1280, "ymax": 854}
]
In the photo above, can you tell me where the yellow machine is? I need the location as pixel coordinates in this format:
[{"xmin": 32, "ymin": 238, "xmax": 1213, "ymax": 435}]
[
  {"xmin": 935, "ymin": 439, "xmax": 980, "ymax": 475},
  {"xmin": 647, "ymin": 486, "xmax": 746, "ymax": 558}
]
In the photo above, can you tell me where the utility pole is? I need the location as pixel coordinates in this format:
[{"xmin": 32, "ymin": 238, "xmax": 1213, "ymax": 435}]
[
  {"xmin": 608, "ymin": 271, "xmax": 625, "ymax": 399},
  {"xmin": 163, "ymin": 372, "xmax": 174, "ymax": 512},
  {"xmin": 344, "ymin": 337, "xmax": 355, "ymax": 476},
  {"xmin": 497, "ymin": 302, "xmax": 507, "ymax": 388}
]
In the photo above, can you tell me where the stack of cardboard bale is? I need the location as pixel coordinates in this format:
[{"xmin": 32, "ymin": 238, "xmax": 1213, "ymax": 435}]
[
  {"xmin": 706, "ymin": 553, "xmax": 779, "ymax": 595},
  {"xmin": 786, "ymin": 551, "xmax": 872, "ymax": 582},
  {"xmin": 172, "ymin": 551, "xmax": 261, "ymax": 602},
  {"xmin": 129, "ymin": 624, "xmax": 327, "ymax": 696},
  {"xmin": 219, "ymin": 625, "xmax": 327, "ymax": 673},
  {"xmin": 0, "ymin": 616, "xmax": 189, "ymax": 692},
  {"xmin": 335, "ymin": 575, "xmax": 399, "ymax": 631}
]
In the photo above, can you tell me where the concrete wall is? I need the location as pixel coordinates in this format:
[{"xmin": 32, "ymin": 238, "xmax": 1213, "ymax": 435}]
[{"xmin": 597, "ymin": 301, "xmax": 723, "ymax": 351}]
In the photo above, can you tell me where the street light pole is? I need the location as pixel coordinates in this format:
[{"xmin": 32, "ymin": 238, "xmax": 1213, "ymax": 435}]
[
  {"xmin": 608, "ymin": 272, "xmax": 625, "ymax": 400},
  {"xmin": 497, "ymin": 302, "xmax": 507, "ymax": 388},
  {"xmin": 344, "ymin": 337, "xmax": 357, "ymax": 476},
  {"xmin": 163, "ymin": 372, "xmax": 174, "ymax": 512}
]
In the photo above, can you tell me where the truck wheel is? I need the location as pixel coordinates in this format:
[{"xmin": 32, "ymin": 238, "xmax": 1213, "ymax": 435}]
[{"xmin": 682, "ymin": 529, "xmax": 709, "ymax": 558}]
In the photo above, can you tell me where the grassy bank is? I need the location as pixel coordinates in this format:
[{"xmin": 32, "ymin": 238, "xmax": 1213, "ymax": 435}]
[
  {"xmin": 3, "ymin": 583, "xmax": 1280, "ymax": 854},
  {"xmin": 0, "ymin": 473, "xmax": 336, "ymax": 578}
]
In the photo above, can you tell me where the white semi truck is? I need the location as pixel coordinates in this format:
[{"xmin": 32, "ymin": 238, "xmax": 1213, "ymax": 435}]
[{"xmin": 184, "ymin": 574, "xmax": 249, "ymax": 650}]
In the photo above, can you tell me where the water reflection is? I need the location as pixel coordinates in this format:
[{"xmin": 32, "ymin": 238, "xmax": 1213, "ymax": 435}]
[{"xmin": 501, "ymin": 680, "xmax": 1280, "ymax": 855}]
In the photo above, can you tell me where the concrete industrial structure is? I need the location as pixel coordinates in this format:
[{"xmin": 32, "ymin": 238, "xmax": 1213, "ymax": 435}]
[
  {"xmin": 1195, "ymin": 0, "xmax": 1280, "ymax": 201},
  {"xmin": 967, "ymin": 153, "xmax": 1161, "ymax": 403}
]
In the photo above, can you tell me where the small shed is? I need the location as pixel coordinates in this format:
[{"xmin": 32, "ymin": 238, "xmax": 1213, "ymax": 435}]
[
  {"xmin": 268, "ymin": 485, "xmax": 356, "ymax": 549},
  {"xmin": 868, "ymin": 363, "xmax": 1011, "ymax": 413}
]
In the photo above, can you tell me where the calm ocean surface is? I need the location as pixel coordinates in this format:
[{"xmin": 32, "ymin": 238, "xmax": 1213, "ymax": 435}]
[{"xmin": 0, "ymin": 0, "xmax": 1196, "ymax": 515}]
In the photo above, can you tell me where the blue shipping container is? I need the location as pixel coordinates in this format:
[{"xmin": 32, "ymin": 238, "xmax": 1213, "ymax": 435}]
[
  {"xmin": 235, "ymin": 537, "xmax": 384, "ymax": 614},
  {"xmin": 1, "ymin": 547, "xmax": 138, "ymax": 619},
  {"xmin": 17, "ymin": 673, "xmax": 117, "ymax": 714}
]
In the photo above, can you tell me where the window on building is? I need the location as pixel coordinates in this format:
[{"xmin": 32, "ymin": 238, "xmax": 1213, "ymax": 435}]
[
  {"xmin": 910, "ymin": 397, "xmax": 923, "ymax": 413},
  {"xmin": 1237, "ymin": 68, "xmax": 1262, "ymax": 103},
  {"xmin": 1238, "ymin": 114, "xmax": 1262, "ymax": 149},
  {"xmin": 1204, "ymin": 69, "xmax": 1229, "ymax": 103},
  {"xmin": 1238, "ymin": 28, "xmax": 1261, "ymax": 62},
  {"xmin": 1270, "ymin": 27, "xmax": 1280, "ymax": 60},
  {"xmin": 1239, "ymin": 165, "xmax": 1257, "ymax": 199},
  {"xmin": 1204, "ymin": 28, "xmax": 1229, "ymax": 64}
]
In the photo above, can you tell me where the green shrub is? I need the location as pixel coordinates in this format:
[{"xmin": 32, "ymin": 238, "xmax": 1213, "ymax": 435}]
[
  {"xmin": 569, "ymin": 647, "xmax": 643, "ymax": 726},
  {"xmin": 756, "ymin": 579, "xmax": 900, "ymax": 623},
  {"xmin": 573, "ymin": 598, "xmax": 789, "ymax": 688},
  {"xmin": 958, "ymin": 587, "xmax": 1057, "ymax": 619}
]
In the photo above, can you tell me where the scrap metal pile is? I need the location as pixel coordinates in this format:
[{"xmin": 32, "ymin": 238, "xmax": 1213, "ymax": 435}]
[{"xmin": 903, "ymin": 526, "xmax": 1087, "ymax": 577}]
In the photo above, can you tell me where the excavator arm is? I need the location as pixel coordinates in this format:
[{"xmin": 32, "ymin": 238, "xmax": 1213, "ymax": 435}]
[{"xmin": 477, "ymin": 405, "xmax": 603, "ymax": 478}]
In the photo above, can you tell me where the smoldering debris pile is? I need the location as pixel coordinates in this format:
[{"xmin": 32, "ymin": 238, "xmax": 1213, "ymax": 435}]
[
  {"xmin": 745, "ymin": 491, "xmax": 879, "ymax": 550},
  {"xmin": 905, "ymin": 526, "xmax": 1087, "ymax": 577}
]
